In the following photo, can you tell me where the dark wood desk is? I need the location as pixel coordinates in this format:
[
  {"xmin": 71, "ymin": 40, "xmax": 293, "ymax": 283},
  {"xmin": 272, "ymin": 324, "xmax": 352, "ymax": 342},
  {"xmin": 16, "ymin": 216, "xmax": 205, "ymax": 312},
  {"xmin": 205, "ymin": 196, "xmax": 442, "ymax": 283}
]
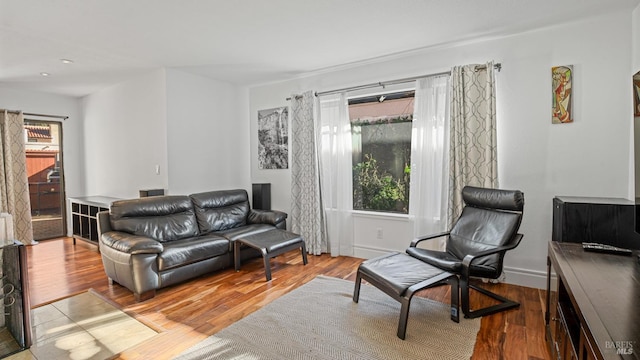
[{"xmin": 546, "ymin": 242, "xmax": 640, "ymax": 359}]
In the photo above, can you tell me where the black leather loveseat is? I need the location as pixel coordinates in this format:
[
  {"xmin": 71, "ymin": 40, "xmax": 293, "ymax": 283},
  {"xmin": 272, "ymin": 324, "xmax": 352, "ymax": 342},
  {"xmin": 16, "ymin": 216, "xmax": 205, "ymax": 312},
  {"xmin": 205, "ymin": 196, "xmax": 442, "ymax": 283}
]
[{"xmin": 97, "ymin": 189, "xmax": 286, "ymax": 301}]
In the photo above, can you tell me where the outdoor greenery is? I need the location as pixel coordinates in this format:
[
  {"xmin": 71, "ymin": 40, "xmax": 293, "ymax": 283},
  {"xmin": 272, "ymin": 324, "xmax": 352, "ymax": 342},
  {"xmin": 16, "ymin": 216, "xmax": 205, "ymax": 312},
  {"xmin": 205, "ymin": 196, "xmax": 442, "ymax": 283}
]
[
  {"xmin": 349, "ymin": 96, "xmax": 413, "ymax": 214},
  {"xmin": 353, "ymin": 154, "xmax": 410, "ymax": 213},
  {"xmin": 350, "ymin": 114, "xmax": 413, "ymax": 127}
]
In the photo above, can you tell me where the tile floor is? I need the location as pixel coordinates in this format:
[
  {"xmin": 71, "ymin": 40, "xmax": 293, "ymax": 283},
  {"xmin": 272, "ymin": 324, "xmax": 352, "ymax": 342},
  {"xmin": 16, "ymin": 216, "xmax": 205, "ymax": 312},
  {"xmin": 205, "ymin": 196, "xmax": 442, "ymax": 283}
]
[{"xmin": 5, "ymin": 292, "xmax": 157, "ymax": 360}]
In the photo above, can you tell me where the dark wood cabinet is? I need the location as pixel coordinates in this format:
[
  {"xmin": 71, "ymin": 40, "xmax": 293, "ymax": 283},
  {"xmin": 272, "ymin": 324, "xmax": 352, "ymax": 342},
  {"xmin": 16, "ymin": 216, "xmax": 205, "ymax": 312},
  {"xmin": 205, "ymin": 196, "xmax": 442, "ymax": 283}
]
[
  {"xmin": 580, "ymin": 327, "xmax": 598, "ymax": 360},
  {"xmin": 546, "ymin": 242, "xmax": 640, "ymax": 360},
  {"xmin": 0, "ymin": 241, "xmax": 32, "ymax": 357},
  {"xmin": 552, "ymin": 196, "xmax": 640, "ymax": 249}
]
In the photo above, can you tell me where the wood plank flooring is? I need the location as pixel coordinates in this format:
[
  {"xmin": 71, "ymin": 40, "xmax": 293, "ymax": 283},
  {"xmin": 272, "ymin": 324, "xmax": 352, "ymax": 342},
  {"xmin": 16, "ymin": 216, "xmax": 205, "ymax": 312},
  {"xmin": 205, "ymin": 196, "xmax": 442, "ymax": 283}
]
[{"xmin": 26, "ymin": 237, "xmax": 552, "ymax": 360}]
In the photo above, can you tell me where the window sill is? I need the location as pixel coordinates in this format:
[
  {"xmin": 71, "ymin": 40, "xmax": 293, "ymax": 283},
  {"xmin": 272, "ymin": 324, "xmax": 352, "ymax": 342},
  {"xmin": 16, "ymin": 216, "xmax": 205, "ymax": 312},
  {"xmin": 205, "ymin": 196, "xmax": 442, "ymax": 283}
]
[{"xmin": 351, "ymin": 210, "xmax": 410, "ymax": 221}]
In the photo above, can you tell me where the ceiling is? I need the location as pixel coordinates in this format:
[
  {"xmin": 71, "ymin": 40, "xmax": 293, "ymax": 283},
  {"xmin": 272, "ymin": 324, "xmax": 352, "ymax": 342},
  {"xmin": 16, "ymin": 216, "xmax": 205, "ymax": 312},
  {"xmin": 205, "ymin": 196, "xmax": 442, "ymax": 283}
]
[{"xmin": 1, "ymin": 0, "xmax": 638, "ymax": 97}]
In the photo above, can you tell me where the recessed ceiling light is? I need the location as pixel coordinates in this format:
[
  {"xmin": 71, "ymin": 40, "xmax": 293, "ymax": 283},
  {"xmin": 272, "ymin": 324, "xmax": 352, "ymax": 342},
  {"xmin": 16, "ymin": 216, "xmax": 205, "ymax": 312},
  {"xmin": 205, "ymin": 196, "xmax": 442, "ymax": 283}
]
[
  {"xmin": 40, "ymin": 72, "xmax": 50, "ymax": 77},
  {"xmin": 60, "ymin": 59, "xmax": 74, "ymax": 64}
]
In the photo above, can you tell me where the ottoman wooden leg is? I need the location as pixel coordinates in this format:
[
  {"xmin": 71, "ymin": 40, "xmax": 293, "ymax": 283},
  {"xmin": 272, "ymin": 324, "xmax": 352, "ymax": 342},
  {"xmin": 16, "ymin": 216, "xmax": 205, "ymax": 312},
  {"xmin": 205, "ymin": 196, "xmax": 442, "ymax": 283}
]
[
  {"xmin": 300, "ymin": 240, "xmax": 308, "ymax": 265},
  {"xmin": 398, "ymin": 297, "xmax": 411, "ymax": 340},
  {"xmin": 262, "ymin": 249, "xmax": 272, "ymax": 281},
  {"xmin": 353, "ymin": 270, "xmax": 362, "ymax": 303},
  {"xmin": 234, "ymin": 241, "xmax": 242, "ymax": 271},
  {"xmin": 449, "ymin": 276, "xmax": 460, "ymax": 323}
]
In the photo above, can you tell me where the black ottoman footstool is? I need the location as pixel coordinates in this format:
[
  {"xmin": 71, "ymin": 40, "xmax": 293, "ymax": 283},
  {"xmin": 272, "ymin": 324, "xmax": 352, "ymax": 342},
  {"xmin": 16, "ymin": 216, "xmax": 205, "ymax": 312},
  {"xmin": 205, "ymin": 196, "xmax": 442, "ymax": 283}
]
[
  {"xmin": 234, "ymin": 229, "xmax": 308, "ymax": 281},
  {"xmin": 353, "ymin": 252, "xmax": 459, "ymax": 340}
]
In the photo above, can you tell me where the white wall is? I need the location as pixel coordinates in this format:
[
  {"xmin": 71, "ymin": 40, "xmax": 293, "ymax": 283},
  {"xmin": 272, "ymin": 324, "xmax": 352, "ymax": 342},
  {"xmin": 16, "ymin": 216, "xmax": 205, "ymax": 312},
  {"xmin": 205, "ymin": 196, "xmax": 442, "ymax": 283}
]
[
  {"xmin": 165, "ymin": 69, "xmax": 250, "ymax": 195},
  {"xmin": 249, "ymin": 85, "xmax": 293, "ymax": 214},
  {"xmin": 82, "ymin": 69, "xmax": 169, "ymax": 199},
  {"xmin": 0, "ymin": 87, "xmax": 84, "ymax": 235},
  {"xmin": 634, "ymin": 5, "xmax": 640, "ymax": 72},
  {"xmin": 249, "ymin": 11, "xmax": 633, "ymax": 288},
  {"xmin": 80, "ymin": 68, "xmax": 250, "ymax": 199},
  {"xmin": 634, "ymin": 1, "xmax": 640, "ymax": 195}
]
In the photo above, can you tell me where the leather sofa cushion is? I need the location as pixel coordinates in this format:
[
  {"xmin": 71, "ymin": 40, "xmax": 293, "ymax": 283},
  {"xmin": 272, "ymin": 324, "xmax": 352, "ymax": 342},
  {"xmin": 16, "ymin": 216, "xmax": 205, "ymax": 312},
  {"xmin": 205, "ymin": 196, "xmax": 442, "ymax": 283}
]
[
  {"xmin": 190, "ymin": 190, "xmax": 250, "ymax": 234},
  {"xmin": 462, "ymin": 186, "xmax": 524, "ymax": 212},
  {"xmin": 158, "ymin": 234, "xmax": 229, "ymax": 271},
  {"xmin": 101, "ymin": 231, "xmax": 163, "ymax": 254},
  {"xmin": 110, "ymin": 196, "xmax": 199, "ymax": 242},
  {"xmin": 248, "ymin": 209, "xmax": 287, "ymax": 226},
  {"xmin": 358, "ymin": 252, "xmax": 449, "ymax": 297},
  {"xmin": 406, "ymin": 246, "xmax": 499, "ymax": 279},
  {"xmin": 214, "ymin": 224, "xmax": 274, "ymax": 252}
]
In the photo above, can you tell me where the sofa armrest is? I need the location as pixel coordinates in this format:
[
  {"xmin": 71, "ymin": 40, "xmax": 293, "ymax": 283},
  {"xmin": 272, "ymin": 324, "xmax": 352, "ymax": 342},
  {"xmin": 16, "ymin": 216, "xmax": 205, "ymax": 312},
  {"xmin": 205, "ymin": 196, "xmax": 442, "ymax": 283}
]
[
  {"xmin": 248, "ymin": 209, "xmax": 287, "ymax": 227},
  {"xmin": 97, "ymin": 211, "xmax": 112, "ymax": 236},
  {"xmin": 100, "ymin": 231, "xmax": 163, "ymax": 255}
]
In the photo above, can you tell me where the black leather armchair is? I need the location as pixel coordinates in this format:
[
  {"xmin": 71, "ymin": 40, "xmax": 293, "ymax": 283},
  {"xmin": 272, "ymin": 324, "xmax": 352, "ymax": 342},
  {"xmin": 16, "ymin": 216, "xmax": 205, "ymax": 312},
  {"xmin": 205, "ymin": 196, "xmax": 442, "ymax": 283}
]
[{"xmin": 406, "ymin": 186, "xmax": 524, "ymax": 318}]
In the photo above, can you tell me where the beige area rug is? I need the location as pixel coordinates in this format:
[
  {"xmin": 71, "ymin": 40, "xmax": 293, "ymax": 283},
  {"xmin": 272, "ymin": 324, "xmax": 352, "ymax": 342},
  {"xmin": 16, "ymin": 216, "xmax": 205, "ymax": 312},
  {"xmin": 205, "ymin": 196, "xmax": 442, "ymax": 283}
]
[
  {"xmin": 175, "ymin": 275, "xmax": 480, "ymax": 360},
  {"xmin": 13, "ymin": 291, "xmax": 158, "ymax": 360}
]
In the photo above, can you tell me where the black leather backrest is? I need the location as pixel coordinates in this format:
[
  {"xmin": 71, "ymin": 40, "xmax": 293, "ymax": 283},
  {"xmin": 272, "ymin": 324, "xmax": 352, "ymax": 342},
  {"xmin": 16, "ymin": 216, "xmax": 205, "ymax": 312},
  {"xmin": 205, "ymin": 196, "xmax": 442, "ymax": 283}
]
[
  {"xmin": 446, "ymin": 186, "xmax": 524, "ymax": 274},
  {"xmin": 110, "ymin": 195, "xmax": 199, "ymax": 242},
  {"xmin": 462, "ymin": 186, "xmax": 524, "ymax": 212},
  {"xmin": 189, "ymin": 189, "xmax": 250, "ymax": 234}
]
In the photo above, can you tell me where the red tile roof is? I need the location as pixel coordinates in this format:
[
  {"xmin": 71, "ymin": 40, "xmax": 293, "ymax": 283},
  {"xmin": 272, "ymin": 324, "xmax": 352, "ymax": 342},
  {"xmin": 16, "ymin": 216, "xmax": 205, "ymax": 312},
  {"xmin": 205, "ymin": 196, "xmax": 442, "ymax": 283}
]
[{"xmin": 25, "ymin": 125, "xmax": 51, "ymax": 139}]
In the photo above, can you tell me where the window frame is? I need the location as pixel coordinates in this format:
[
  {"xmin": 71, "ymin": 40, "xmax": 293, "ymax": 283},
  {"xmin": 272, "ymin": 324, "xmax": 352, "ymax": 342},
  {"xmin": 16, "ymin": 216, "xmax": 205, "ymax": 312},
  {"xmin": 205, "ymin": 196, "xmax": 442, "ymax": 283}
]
[{"xmin": 348, "ymin": 88, "xmax": 416, "ymax": 215}]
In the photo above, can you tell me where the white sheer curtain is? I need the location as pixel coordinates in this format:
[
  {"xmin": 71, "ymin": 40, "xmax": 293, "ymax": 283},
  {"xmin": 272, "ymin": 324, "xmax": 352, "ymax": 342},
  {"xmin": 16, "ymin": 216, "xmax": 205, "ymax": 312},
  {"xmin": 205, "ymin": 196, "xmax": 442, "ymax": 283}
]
[
  {"xmin": 317, "ymin": 93, "xmax": 354, "ymax": 257},
  {"xmin": 408, "ymin": 76, "xmax": 451, "ymax": 249}
]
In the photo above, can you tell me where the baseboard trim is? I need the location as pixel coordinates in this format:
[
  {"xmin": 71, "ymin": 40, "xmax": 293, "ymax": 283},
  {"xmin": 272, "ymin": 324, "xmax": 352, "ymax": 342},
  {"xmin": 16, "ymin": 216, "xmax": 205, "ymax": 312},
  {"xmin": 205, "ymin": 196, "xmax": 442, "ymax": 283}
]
[
  {"xmin": 503, "ymin": 266, "xmax": 551, "ymax": 289},
  {"xmin": 353, "ymin": 245, "xmax": 401, "ymax": 260}
]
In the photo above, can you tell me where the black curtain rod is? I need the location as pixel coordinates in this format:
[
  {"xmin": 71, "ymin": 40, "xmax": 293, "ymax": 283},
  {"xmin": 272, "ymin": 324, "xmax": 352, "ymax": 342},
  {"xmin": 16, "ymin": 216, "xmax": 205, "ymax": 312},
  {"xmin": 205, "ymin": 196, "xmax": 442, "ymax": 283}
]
[
  {"xmin": 3, "ymin": 109, "xmax": 68, "ymax": 120},
  {"xmin": 286, "ymin": 63, "xmax": 501, "ymax": 101}
]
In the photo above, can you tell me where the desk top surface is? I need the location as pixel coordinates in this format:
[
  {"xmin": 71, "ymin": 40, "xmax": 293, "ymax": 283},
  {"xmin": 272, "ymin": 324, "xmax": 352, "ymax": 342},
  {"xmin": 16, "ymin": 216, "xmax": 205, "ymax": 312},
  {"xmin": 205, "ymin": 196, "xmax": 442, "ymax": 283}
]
[
  {"xmin": 68, "ymin": 196, "xmax": 123, "ymax": 207},
  {"xmin": 549, "ymin": 242, "xmax": 640, "ymax": 359},
  {"xmin": 554, "ymin": 196, "xmax": 635, "ymax": 205}
]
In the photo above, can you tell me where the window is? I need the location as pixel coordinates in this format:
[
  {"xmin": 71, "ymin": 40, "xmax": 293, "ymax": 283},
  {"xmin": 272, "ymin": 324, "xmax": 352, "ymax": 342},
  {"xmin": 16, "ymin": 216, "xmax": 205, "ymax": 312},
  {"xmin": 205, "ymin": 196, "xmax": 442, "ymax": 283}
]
[{"xmin": 349, "ymin": 91, "xmax": 415, "ymax": 214}]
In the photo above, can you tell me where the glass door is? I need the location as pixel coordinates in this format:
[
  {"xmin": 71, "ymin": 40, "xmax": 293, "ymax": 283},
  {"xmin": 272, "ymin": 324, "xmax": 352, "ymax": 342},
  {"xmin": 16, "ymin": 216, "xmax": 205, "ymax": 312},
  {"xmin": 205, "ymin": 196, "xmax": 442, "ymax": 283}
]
[{"xmin": 24, "ymin": 120, "xmax": 65, "ymax": 240}]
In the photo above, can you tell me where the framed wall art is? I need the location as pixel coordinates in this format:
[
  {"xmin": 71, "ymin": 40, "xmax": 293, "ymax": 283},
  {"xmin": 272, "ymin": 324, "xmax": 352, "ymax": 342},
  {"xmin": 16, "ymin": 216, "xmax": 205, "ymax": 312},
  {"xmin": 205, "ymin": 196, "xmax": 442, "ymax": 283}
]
[
  {"xmin": 258, "ymin": 106, "xmax": 289, "ymax": 169},
  {"xmin": 552, "ymin": 65, "xmax": 573, "ymax": 124},
  {"xmin": 633, "ymin": 72, "xmax": 640, "ymax": 117}
]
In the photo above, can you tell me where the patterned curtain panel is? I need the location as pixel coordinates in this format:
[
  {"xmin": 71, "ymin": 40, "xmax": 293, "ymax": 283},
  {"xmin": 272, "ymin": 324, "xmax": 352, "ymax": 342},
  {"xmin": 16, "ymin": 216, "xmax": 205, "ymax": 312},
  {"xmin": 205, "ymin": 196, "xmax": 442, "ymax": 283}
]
[
  {"xmin": 290, "ymin": 91, "xmax": 327, "ymax": 255},
  {"xmin": 448, "ymin": 62, "xmax": 498, "ymax": 226},
  {"xmin": 0, "ymin": 110, "xmax": 34, "ymax": 245}
]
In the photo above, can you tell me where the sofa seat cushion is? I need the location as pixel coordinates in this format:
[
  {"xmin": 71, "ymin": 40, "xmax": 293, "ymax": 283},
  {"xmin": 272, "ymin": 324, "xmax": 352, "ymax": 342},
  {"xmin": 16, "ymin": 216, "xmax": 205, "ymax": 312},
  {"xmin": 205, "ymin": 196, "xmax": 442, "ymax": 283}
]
[
  {"xmin": 214, "ymin": 224, "xmax": 275, "ymax": 251},
  {"xmin": 158, "ymin": 234, "xmax": 229, "ymax": 271}
]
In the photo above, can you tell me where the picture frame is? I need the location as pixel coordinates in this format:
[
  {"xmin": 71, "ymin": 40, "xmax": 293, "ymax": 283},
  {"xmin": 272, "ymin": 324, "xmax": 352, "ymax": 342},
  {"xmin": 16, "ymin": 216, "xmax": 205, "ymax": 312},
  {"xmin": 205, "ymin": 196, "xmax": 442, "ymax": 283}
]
[
  {"xmin": 634, "ymin": 77, "xmax": 640, "ymax": 117},
  {"xmin": 257, "ymin": 107, "xmax": 289, "ymax": 169},
  {"xmin": 552, "ymin": 65, "xmax": 573, "ymax": 124}
]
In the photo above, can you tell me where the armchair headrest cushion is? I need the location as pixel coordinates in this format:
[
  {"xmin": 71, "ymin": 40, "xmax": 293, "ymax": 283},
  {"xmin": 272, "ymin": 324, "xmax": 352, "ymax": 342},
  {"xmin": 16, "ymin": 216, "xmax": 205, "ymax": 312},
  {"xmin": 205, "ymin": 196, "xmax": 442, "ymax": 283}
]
[{"xmin": 462, "ymin": 186, "xmax": 524, "ymax": 212}]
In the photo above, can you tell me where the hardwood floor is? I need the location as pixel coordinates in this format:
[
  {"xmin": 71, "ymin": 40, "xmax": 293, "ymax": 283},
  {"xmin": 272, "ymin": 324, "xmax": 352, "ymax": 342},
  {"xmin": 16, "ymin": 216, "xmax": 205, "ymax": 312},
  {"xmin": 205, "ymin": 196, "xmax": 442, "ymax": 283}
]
[{"xmin": 26, "ymin": 237, "xmax": 552, "ymax": 360}]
